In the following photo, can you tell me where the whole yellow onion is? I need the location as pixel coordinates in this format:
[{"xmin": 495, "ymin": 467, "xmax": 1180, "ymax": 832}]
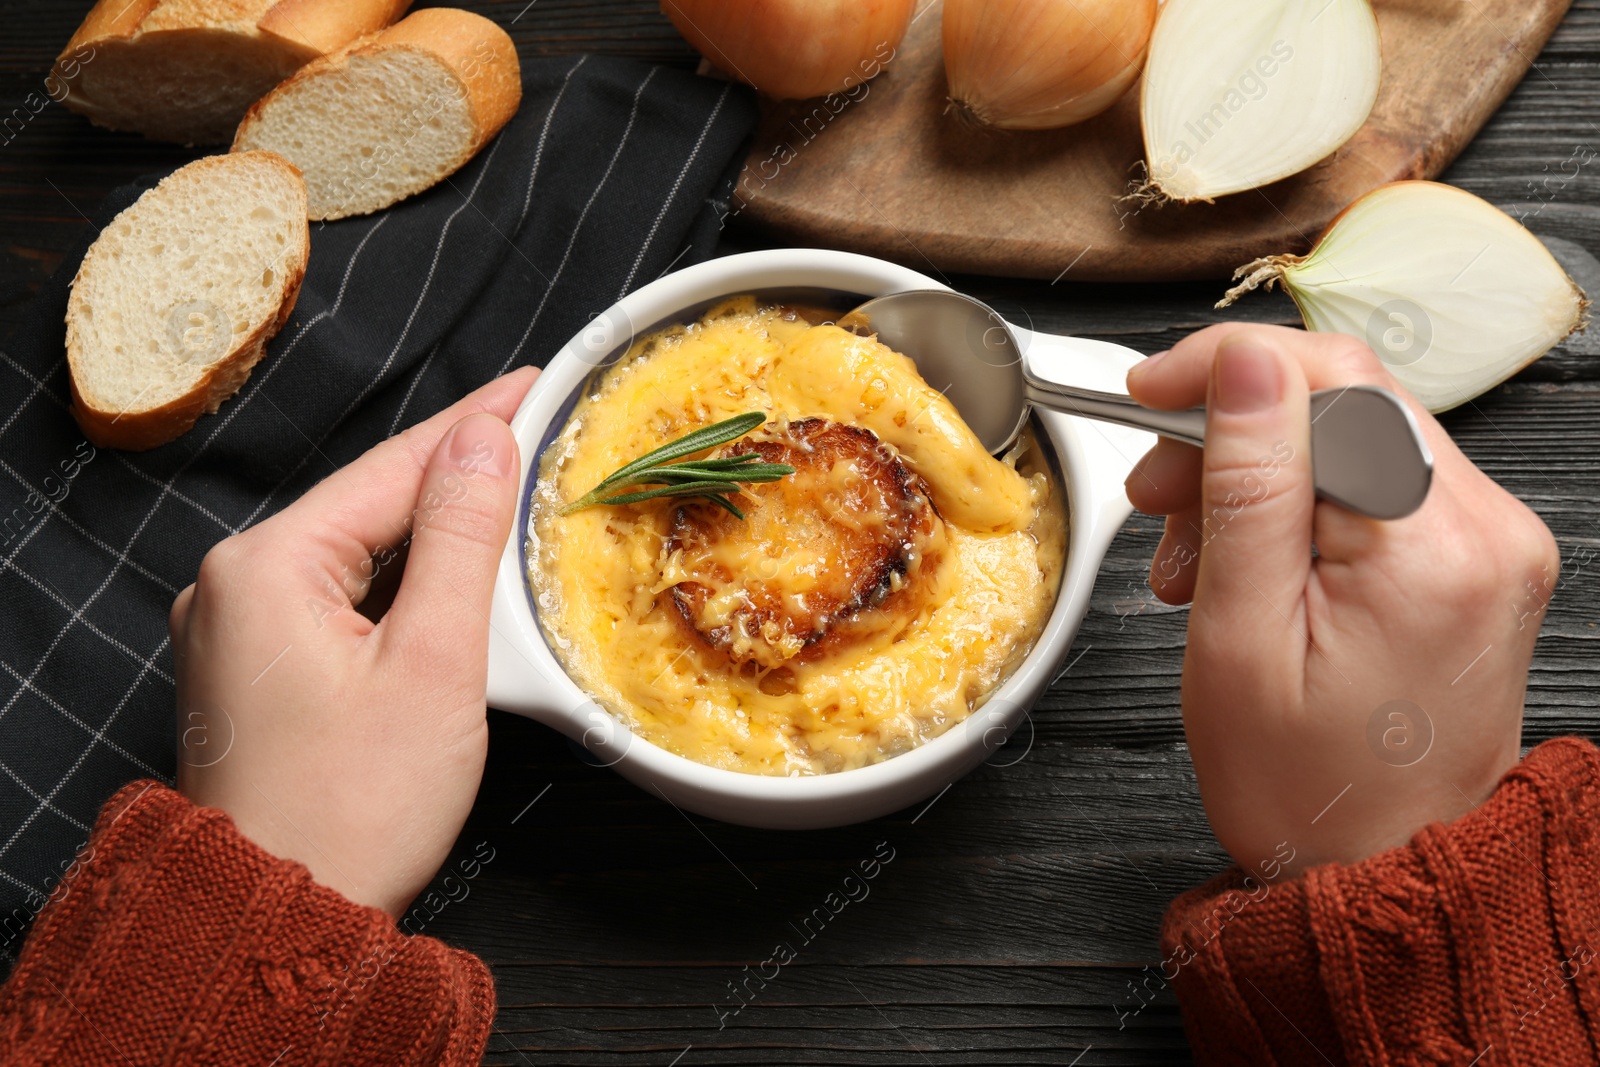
[
  {"xmin": 944, "ymin": 0, "xmax": 1157, "ymax": 129},
  {"xmin": 662, "ymin": 0, "xmax": 917, "ymax": 100}
]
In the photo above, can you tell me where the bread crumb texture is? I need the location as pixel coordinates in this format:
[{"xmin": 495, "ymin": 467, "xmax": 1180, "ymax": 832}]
[
  {"xmin": 62, "ymin": 23, "xmax": 314, "ymax": 144},
  {"xmin": 233, "ymin": 9, "xmax": 521, "ymax": 219},
  {"xmin": 54, "ymin": 0, "xmax": 415, "ymax": 144},
  {"xmin": 66, "ymin": 151, "xmax": 308, "ymax": 447},
  {"xmin": 239, "ymin": 47, "xmax": 473, "ymax": 218}
]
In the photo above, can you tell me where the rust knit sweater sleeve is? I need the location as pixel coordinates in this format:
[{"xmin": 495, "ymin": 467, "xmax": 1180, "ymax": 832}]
[
  {"xmin": 1161, "ymin": 736, "xmax": 1600, "ymax": 1066},
  {"xmin": 0, "ymin": 780, "xmax": 495, "ymax": 1066}
]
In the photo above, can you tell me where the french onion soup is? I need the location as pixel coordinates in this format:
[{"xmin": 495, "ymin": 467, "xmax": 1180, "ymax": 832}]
[{"xmin": 526, "ymin": 297, "xmax": 1067, "ymax": 775}]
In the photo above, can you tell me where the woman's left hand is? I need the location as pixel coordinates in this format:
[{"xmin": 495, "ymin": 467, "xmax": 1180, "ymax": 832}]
[{"xmin": 172, "ymin": 367, "xmax": 536, "ymax": 918}]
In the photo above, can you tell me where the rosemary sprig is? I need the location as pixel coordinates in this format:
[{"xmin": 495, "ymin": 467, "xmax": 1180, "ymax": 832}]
[{"xmin": 558, "ymin": 412, "xmax": 794, "ymax": 520}]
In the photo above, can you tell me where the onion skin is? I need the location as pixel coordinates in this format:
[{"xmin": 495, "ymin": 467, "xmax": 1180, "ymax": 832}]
[
  {"xmin": 662, "ymin": 0, "xmax": 917, "ymax": 100},
  {"xmin": 943, "ymin": 0, "xmax": 1156, "ymax": 130}
]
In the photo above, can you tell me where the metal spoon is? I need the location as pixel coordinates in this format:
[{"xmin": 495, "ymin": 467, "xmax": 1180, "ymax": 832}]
[{"xmin": 850, "ymin": 289, "xmax": 1434, "ymax": 521}]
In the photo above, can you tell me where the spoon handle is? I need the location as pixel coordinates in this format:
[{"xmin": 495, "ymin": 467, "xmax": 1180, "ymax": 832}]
[
  {"xmin": 1022, "ymin": 376, "xmax": 1206, "ymax": 447},
  {"xmin": 1020, "ymin": 365, "xmax": 1433, "ymax": 520}
]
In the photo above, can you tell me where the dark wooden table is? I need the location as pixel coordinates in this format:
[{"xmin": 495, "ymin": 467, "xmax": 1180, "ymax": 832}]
[{"xmin": 4, "ymin": 2, "xmax": 1598, "ymax": 1063}]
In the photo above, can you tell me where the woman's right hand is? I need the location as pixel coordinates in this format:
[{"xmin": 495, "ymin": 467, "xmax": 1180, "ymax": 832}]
[{"xmin": 1124, "ymin": 325, "xmax": 1558, "ymax": 878}]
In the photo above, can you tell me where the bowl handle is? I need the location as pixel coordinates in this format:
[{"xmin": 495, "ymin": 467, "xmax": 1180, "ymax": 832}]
[
  {"xmin": 485, "ymin": 539, "xmax": 578, "ymax": 723},
  {"xmin": 1014, "ymin": 328, "xmax": 1156, "ymax": 547},
  {"xmin": 486, "ymin": 609, "xmax": 641, "ymax": 766},
  {"xmin": 488, "ymin": 626, "xmax": 554, "ymax": 718}
]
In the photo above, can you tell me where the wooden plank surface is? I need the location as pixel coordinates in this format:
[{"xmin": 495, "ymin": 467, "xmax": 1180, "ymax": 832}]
[
  {"xmin": 734, "ymin": 0, "xmax": 1574, "ymax": 282},
  {"xmin": 2, "ymin": 2, "xmax": 1598, "ymax": 1064}
]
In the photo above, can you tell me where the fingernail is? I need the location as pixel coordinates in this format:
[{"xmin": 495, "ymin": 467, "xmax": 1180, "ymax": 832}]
[
  {"xmin": 449, "ymin": 414, "xmax": 513, "ymax": 479},
  {"xmin": 1213, "ymin": 338, "xmax": 1284, "ymax": 414},
  {"xmin": 1128, "ymin": 350, "xmax": 1169, "ymax": 383}
]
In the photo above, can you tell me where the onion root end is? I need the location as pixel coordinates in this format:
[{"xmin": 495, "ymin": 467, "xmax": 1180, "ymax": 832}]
[{"xmin": 1216, "ymin": 255, "xmax": 1304, "ymax": 308}]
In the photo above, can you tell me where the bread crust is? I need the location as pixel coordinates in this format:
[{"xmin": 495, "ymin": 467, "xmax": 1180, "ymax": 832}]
[
  {"xmin": 257, "ymin": 0, "xmax": 412, "ymax": 54},
  {"xmin": 232, "ymin": 8, "xmax": 522, "ymax": 218},
  {"xmin": 370, "ymin": 8, "xmax": 522, "ymax": 152},
  {"xmin": 53, "ymin": 0, "xmax": 414, "ymax": 143},
  {"xmin": 59, "ymin": 0, "xmax": 159, "ymax": 51},
  {"xmin": 66, "ymin": 152, "xmax": 311, "ymax": 452},
  {"xmin": 58, "ymin": 0, "xmax": 411, "ymax": 53}
]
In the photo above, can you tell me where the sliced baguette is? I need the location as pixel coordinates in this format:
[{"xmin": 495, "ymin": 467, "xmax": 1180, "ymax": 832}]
[
  {"xmin": 232, "ymin": 8, "xmax": 522, "ymax": 220},
  {"xmin": 53, "ymin": 0, "xmax": 413, "ymax": 144},
  {"xmin": 67, "ymin": 151, "xmax": 310, "ymax": 452}
]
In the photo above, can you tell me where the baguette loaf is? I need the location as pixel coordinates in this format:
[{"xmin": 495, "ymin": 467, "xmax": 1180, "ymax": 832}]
[
  {"xmin": 232, "ymin": 8, "xmax": 522, "ymax": 220},
  {"xmin": 66, "ymin": 152, "xmax": 310, "ymax": 451},
  {"xmin": 53, "ymin": 0, "xmax": 413, "ymax": 144}
]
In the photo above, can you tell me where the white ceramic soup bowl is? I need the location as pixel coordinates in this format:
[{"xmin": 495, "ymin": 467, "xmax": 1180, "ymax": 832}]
[{"xmin": 486, "ymin": 248, "xmax": 1153, "ymax": 829}]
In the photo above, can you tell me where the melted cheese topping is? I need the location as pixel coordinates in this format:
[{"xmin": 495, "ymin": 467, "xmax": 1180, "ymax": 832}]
[{"xmin": 527, "ymin": 298, "xmax": 1068, "ymax": 775}]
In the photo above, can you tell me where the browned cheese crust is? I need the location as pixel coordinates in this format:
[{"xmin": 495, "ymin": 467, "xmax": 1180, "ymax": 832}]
[{"xmin": 667, "ymin": 417, "xmax": 944, "ymax": 671}]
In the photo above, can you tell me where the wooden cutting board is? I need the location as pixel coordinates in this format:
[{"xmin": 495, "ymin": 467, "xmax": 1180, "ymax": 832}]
[{"xmin": 729, "ymin": 0, "xmax": 1572, "ymax": 282}]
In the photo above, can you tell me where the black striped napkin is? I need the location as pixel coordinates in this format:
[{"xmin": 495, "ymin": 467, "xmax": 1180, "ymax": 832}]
[{"xmin": 0, "ymin": 54, "xmax": 757, "ymax": 962}]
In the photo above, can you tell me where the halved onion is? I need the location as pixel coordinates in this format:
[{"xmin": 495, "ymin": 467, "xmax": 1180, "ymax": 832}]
[
  {"xmin": 1218, "ymin": 181, "xmax": 1590, "ymax": 412},
  {"xmin": 1140, "ymin": 0, "xmax": 1381, "ymax": 202}
]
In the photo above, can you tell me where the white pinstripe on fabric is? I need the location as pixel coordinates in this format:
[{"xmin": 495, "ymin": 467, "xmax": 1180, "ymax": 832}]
[
  {"xmin": 0, "ymin": 356, "xmax": 54, "ymax": 443},
  {"xmin": 388, "ymin": 342, "xmax": 442, "ymax": 435},
  {"xmin": 0, "ymin": 350, "xmax": 236, "ymax": 534},
  {"xmin": 0, "ymin": 756, "xmax": 90, "ymax": 838},
  {"xmin": 0, "ymin": 459, "xmax": 181, "ymax": 595},
  {"xmin": 0, "ymin": 858, "xmax": 51, "ymax": 895},
  {"xmin": 0, "ymin": 475, "xmax": 78, "ymax": 577},
  {"xmin": 0, "ymin": 211, "xmax": 394, "ymax": 698},
  {"xmin": 371, "ymin": 139, "xmax": 510, "ymax": 403},
  {"xmin": 386, "ymin": 55, "xmax": 590, "ymax": 435},
  {"xmin": 0, "ymin": 564, "xmax": 173, "ymax": 687},
  {"xmin": 0, "ymin": 206, "xmax": 399, "ymax": 755},
  {"xmin": 616, "ymin": 82, "xmax": 732, "ymax": 297},
  {"xmin": 182, "ymin": 212, "xmax": 395, "ymax": 459},
  {"xmin": 517, "ymin": 56, "xmax": 588, "ymax": 232},
  {"xmin": 0, "ymin": 221, "xmax": 398, "ymax": 808},
  {"xmin": 239, "ymin": 134, "xmax": 509, "ymax": 531},
  {"xmin": 0, "ymin": 636, "xmax": 170, "ymax": 864},
  {"xmin": 0, "ymin": 153, "xmax": 402, "ymax": 903},
  {"xmin": 0, "ymin": 659, "xmax": 161, "ymax": 777},
  {"xmin": 109, "ymin": 458, "xmax": 235, "ymax": 534},
  {"xmin": 496, "ymin": 67, "xmax": 659, "ymax": 376}
]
